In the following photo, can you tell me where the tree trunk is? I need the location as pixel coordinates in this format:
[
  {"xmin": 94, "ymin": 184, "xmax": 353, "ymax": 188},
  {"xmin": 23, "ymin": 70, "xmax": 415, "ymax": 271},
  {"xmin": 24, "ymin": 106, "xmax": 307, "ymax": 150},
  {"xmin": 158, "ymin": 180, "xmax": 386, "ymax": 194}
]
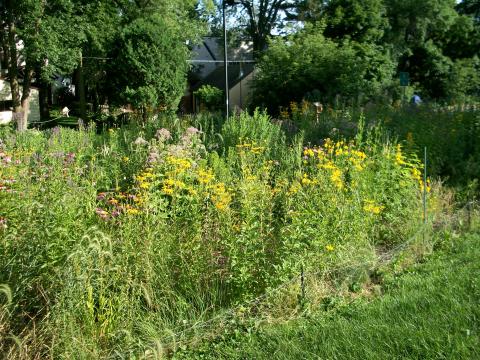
[
  {"xmin": 19, "ymin": 96, "xmax": 30, "ymax": 131},
  {"xmin": 78, "ymin": 51, "xmax": 87, "ymax": 120},
  {"xmin": 18, "ymin": 66, "xmax": 33, "ymax": 131},
  {"xmin": 7, "ymin": 20, "xmax": 21, "ymax": 114},
  {"xmin": 38, "ymin": 83, "xmax": 50, "ymax": 120},
  {"xmin": 37, "ymin": 67, "xmax": 50, "ymax": 120}
]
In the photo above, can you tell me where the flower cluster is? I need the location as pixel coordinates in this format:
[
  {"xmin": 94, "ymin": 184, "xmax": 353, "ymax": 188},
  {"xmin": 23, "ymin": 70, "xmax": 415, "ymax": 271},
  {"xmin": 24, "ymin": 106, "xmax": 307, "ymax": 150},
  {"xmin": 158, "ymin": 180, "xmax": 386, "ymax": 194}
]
[
  {"xmin": 0, "ymin": 151, "xmax": 13, "ymax": 165},
  {"xmin": 236, "ymin": 140, "xmax": 266, "ymax": 155},
  {"xmin": 0, "ymin": 216, "xmax": 7, "ymax": 229},
  {"xmin": 302, "ymin": 139, "xmax": 369, "ymax": 191},
  {"xmin": 136, "ymin": 168, "xmax": 156, "ymax": 190},
  {"xmin": 363, "ymin": 199, "xmax": 384, "ymax": 215},
  {"xmin": 209, "ymin": 182, "xmax": 232, "ymax": 211},
  {"xmin": 95, "ymin": 191, "xmax": 144, "ymax": 221}
]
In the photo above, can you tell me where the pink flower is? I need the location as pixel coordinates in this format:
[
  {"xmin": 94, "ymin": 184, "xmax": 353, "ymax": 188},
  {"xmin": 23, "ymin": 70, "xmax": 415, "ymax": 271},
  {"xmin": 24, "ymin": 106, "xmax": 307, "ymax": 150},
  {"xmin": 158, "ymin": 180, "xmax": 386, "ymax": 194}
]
[
  {"xmin": 185, "ymin": 127, "xmax": 201, "ymax": 136},
  {"xmin": 155, "ymin": 128, "xmax": 172, "ymax": 141},
  {"xmin": 95, "ymin": 207, "xmax": 109, "ymax": 220}
]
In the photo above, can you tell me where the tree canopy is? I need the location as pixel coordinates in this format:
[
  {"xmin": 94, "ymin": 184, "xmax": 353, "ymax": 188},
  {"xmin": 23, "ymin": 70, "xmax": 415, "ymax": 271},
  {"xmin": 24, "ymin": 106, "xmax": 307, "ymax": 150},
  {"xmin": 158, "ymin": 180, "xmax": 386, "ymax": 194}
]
[{"xmin": 248, "ymin": 0, "xmax": 480, "ymax": 110}]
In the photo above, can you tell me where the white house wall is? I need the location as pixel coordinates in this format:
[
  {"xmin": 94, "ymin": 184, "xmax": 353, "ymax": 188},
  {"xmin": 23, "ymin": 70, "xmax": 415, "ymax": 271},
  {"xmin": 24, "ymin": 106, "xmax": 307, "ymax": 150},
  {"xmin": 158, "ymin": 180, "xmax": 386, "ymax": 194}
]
[{"xmin": 0, "ymin": 79, "xmax": 40, "ymax": 124}]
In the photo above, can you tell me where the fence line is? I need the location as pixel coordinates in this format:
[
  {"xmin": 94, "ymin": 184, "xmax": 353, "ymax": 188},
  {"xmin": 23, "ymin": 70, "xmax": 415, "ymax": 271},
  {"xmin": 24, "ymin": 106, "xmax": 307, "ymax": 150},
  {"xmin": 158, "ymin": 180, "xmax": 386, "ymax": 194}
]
[
  {"xmin": 155, "ymin": 224, "xmax": 427, "ymax": 350},
  {"xmin": 148, "ymin": 199, "xmax": 479, "ymax": 353}
]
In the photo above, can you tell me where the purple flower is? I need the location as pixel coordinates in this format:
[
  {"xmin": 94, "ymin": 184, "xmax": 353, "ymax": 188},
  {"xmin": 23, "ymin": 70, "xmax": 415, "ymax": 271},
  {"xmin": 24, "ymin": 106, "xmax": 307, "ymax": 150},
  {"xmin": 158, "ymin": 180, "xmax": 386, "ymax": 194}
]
[
  {"xmin": 134, "ymin": 137, "xmax": 148, "ymax": 146},
  {"xmin": 185, "ymin": 127, "xmax": 201, "ymax": 136},
  {"xmin": 147, "ymin": 151, "xmax": 160, "ymax": 164},
  {"xmin": 111, "ymin": 209, "xmax": 121, "ymax": 217},
  {"xmin": 155, "ymin": 128, "xmax": 172, "ymax": 141},
  {"xmin": 95, "ymin": 207, "xmax": 109, "ymax": 220}
]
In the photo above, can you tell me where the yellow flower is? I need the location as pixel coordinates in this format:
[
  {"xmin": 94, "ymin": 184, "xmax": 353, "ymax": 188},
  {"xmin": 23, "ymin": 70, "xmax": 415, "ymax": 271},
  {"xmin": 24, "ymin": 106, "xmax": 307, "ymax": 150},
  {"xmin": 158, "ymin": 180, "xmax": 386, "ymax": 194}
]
[
  {"xmin": 301, "ymin": 174, "xmax": 313, "ymax": 186},
  {"xmin": 325, "ymin": 244, "xmax": 335, "ymax": 252},
  {"xmin": 122, "ymin": 156, "xmax": 129, "ymax": 163},
  {"xmin": 288, "ymin": 182, "xmax": 301, "ymax": 195},
  {"xmin": 187, "ymin": 187, "xmax": 197, "ymax": 196},
  {"xmin": 139, "ymin": 182, "xmax": 150, "ymax": 189},
  {"xmin": 126, "ymin": 208, "xmax": 140, "ymax": 215},
  {"xmin": 210, "ymin": 182, "xmax": 231, "ymax": 211},
  {"xmin": 251, "ymin": 146, "xmax": 265, "ymax": 154},
  {"xmin": 166, "ymin": 156, "xmax": 192, "ymax": 173},
  {"xmin": 331, "ymin": 169, "xmax": 343, "ymax": 190},
  {"xmin": 420, "ymin": 179, "xmax": 431, "ymax": 193},
  {"xmin": 363, "ymin": 200, "xmax": 384, "ymax": 215},
  {"xmin": 162, "ymin": 186, "xmax": 174, "ymax": 195},
  {"xmin": 198, "ymin": 169, "xmax": 215, "ymax": 184},
  {"xmin": 395, "ymin": 144, "xmax": 406, "ymax": 166},
  {"xmin": 303, "ymin": 148, "xmax": 315, "ymax": 158},
  {"xmin": 411, "ymin": 167, "xmax": 422, "ymax": 181}
]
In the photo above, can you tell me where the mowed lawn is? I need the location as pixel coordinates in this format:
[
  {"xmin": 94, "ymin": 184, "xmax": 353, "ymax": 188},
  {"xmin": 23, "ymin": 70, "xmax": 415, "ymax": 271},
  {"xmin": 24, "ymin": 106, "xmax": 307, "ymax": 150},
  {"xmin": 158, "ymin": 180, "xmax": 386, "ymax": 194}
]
[{"xmin": 181, "ymin": 232, "xmax": 480, "ymax": 359}]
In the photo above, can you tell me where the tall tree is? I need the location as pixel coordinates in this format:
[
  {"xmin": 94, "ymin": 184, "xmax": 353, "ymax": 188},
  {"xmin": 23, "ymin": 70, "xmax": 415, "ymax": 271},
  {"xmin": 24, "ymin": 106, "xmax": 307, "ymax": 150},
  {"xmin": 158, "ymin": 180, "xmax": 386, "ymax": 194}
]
[
  {"xmin": 0, "ymin": 0, "xmax": 83, "ymax": 130},
  {"xmin": 216, "ymin": 0, "xmax": 301, "ymax": 55},
  {"xmin": 457, "ymin": 0, "xmax": 480, "ymax": 20},
  {"xmin": 321, "ymin": 0, "xmax": 390, "ymax": 43},
  {"xmin": 106, "ymin": 0, "xmax": 204, "ymax": 119},
  {"xmin": 252, "ymin": 26, "xmax": 396, "ymax": 112},
  {"xmin": 384, "ymin": 0, "xmax": 478, "ymax": 98}
]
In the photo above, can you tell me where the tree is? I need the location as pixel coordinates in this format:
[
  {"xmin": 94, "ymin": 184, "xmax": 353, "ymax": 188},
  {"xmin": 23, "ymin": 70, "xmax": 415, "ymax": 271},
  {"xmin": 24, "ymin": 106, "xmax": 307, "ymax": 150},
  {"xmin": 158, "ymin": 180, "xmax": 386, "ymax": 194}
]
[
  {"xmin": 214, "ymin": 0, "xmax": 302, "ymax": 55},
  {"xmin": 385, "ymin": 0, "xmax": 479, "ymax": 99},
  {"xmin": 457, "ymin": 0, "xmax": 480, "ymax": 20},
  {"xmin": 106, "ymin": 0, "xmax": 204, "ymax": 119},
  {"xmin": 321, "ymin": 0, "xmax": 390, "ymax": 43},
  {"xmin": 251, "ymin": 26, "xmax": 396, "ymax": 112},
  {"xmin": 0, "ymin": 0, "xmax": 84, "ymax": 130}
]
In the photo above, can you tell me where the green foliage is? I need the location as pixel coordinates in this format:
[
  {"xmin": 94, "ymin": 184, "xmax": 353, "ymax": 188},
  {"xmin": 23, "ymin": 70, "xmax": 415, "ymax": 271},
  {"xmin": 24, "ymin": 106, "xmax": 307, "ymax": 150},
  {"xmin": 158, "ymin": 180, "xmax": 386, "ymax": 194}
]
[
  {"xmin": 194, "ymin": 85, "xmax": 224, "ymax": 111},
  {"xmin": 447, "ymin": 58, "xmax": 480, "ymax": 101},
  {"xmin": 322, "ymin": 0, "xmax": 390, "ymax": 43},
  {"xmin": 107, "ymin": 14, "xmax": 191, "ymax": 112},
  {"xmin": 252, "ymin": 27, "xmax": 396, "ymax": 112},
  {"xmin": 249, "ymin": 0, "xmax": 480, "ymax": 106}
]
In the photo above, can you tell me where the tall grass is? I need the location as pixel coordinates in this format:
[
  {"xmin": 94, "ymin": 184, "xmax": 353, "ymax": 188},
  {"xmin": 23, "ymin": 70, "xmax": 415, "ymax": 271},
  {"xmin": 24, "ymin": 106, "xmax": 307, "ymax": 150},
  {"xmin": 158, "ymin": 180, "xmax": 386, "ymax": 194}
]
[
  {"xmin": 0, "ymin": 110, "xmax": 440, "ymax": 357},
  {"xmin": 284, "ymin": 101, "xmax": 480, "ymax": 191}
]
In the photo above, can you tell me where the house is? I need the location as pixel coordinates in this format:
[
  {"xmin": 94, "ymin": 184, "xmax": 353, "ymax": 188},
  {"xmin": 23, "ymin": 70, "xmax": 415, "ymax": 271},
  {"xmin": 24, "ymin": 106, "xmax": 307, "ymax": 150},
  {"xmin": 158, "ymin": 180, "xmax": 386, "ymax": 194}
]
[
  {"xmin": 0, "ymin": 45, "xmax": 40, "ymax": 125},
  {"xmin": 0, "ymin": 79, "xmax": 40, "ymax": 125},
  {"xmin": 181, "ymin": 37, "xmax": 255, "ymax": 114}
]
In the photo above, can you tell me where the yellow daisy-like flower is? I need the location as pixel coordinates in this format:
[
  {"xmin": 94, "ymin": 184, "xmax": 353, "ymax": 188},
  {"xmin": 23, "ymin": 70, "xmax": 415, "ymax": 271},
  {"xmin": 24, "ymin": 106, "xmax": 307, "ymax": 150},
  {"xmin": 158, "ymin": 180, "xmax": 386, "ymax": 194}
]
[
  {"xmin": 363, "ymin": 200, "xmax": 384, "ymax": 215},
  {"xmin": 126, "ymin": 208, "xmax": 140, "ymax": 215},
  {"xmin": 325, "ymin": 244, "xmax": 335, "ymax": 252}
]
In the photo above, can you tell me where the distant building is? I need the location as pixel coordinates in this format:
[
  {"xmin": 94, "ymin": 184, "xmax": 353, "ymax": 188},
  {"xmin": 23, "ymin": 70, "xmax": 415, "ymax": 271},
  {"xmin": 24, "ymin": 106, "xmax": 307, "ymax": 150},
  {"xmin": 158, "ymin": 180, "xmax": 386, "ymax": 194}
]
[
  {"xmin": 0, "ymin": 79, "xmax": 40, "ymax": 125},
  {"xmin": 0, "ymin": 41, "xmax": 40, "ymax": 125},
  {"xmin": 181, "ymin": 37, "xmax": 255, "ymax": 113}
]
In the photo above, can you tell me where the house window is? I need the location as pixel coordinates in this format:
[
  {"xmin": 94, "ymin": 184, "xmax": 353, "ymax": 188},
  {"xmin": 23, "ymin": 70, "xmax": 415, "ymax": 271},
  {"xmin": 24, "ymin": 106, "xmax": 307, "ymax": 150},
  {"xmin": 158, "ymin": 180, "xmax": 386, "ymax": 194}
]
[{"xmin": 0, "ymin": 100, "xmax": 13, "ymax": 112}]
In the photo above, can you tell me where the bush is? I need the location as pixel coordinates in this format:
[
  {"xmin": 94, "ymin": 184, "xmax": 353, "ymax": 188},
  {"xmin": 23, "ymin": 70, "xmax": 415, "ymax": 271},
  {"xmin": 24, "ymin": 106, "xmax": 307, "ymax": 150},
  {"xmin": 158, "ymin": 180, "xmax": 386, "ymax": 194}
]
[{"xmin": 194, "ymin": 85, "xmax": 224, "ymax": 111}]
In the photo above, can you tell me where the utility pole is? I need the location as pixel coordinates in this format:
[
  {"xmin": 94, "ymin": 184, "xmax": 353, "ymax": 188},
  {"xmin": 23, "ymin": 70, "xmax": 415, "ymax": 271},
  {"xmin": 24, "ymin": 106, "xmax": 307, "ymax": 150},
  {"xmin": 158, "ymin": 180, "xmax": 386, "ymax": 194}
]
[{"xmin": 223, "ymin": 0, "xmax": 241, "ymax": 120}]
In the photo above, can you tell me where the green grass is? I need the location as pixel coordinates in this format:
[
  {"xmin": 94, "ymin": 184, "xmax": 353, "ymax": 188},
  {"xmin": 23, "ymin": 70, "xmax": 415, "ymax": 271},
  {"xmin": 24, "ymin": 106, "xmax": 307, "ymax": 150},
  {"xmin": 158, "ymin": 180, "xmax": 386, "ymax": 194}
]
[{"xmin": 179, "ymin": 231, "xmax": 480, "ymax": 359}]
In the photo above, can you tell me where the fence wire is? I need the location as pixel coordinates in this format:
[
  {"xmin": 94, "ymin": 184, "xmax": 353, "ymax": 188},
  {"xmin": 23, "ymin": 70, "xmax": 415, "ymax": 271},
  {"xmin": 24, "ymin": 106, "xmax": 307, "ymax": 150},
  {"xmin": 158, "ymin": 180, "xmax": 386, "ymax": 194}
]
[{"xmin": 143, "ymin": 199, "xmax": 479, "ymax": 355}]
